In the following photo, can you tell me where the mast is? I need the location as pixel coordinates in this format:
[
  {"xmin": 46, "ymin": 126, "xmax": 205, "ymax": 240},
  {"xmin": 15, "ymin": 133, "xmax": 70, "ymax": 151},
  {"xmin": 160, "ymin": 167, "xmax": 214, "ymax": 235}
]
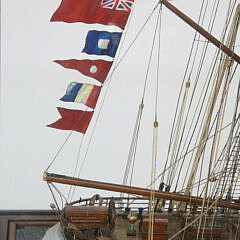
[{"xmin": 43, "ymin": 172, "xmax": 240, "ymax": 210}]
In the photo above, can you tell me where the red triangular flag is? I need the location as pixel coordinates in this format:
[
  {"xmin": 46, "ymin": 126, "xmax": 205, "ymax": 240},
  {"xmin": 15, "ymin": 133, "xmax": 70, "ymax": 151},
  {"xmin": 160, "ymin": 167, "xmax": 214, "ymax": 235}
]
[
  {"xmin": 47, "ymin": 107, "xmax": 93, "ymax": 133},
  {"xmin": 54, "ymin": 59, "xmax": 113, "ymax": 84},
  {"xmin": 50, "ymin": 0, "xmax": 134, "ymax": 29}
]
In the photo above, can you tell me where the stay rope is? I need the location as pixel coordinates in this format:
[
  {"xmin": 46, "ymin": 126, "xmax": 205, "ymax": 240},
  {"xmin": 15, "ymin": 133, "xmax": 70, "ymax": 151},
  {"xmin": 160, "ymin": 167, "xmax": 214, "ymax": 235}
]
[
  {"xmin": 184, "ymin": 0, "xmax": 239, "ymax": 199},
  {"xmin": 174, "ymin": 0, "xmax": 238, "ymax": 196},
  {"xmin": 161, "ymin": 0, "xmax": 208, "ymax": 185},
  {"xmin": 147, "ymin": 5, "xmax": 162, "ymax": 240},
  {"xmin": 122, "ymin": 3, "xmax": 162, "ymax": 197}
]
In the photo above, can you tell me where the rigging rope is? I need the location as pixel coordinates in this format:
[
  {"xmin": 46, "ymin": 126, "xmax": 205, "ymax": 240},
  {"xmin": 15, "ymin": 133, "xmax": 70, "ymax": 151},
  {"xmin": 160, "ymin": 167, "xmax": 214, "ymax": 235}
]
[
  {"xmin": 148, "ymin": 5, "xmax": 162, "ymax": 240},
  {"xmin": 162, "ymin": 0, "xmax": 223, "ymax": 194},
  {"xmin": 175, "ymin": 0, "xmax": 222, "ymax": 194},
  {"xmin": 161, "ymin": 0, "xmax": 209, "ymax": 185},
  {"xmin": 178, "ymin": 0, "xmax": 237, "ymax": 197},
  {"xmin": 122, "ymin": 103, "xmax": 144, "ymax": 187},
  {"xmin": 148, "ymin": 121, "xmax": 158, "ymax": 240},
  {"xmin": 122, "ymin": 3, "xmax": 162, "ymax": 194},
  {"xmin": 167, "ymin": 81, "xmax": 190, "ymax": 187},
  {"xmin": 147, "ymin": 119, "xmax": 235, "ymax": 189},
  {"xmin": 200, "ymin": 3, "xmax": 240, "ymax": 211},
  {"xmin": 68, "ymin": 136, "xmax": 85, "ymax": 202}
]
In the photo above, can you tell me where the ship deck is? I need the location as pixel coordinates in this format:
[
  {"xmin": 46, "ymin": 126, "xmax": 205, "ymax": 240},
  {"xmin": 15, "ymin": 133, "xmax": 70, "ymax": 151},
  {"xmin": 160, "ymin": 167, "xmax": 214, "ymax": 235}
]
[{"xmin": 110, "ymin": 213, "xmax": 240, "ymax": 240}]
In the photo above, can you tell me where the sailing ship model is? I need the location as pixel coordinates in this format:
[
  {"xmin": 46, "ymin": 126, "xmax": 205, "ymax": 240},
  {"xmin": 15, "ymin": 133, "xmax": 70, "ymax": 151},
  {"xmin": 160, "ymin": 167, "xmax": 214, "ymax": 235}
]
[{"xmin": 43, "ymin": 0, "xmax": 240, "ymax": 239}]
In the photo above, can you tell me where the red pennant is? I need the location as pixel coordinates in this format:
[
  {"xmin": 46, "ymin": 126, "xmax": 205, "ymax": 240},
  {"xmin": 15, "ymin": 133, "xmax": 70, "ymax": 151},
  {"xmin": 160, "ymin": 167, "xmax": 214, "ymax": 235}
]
[
  {"xmin": 50, "ymin": 0, "xmax": 134, "ymax": 29},
  {"xmin": 47, "ymin": 107, "xmax": 93, "ymax": 133},
  {"xmin": 54, "ymin": 59, "xmax": 113, "ymax": 84}
]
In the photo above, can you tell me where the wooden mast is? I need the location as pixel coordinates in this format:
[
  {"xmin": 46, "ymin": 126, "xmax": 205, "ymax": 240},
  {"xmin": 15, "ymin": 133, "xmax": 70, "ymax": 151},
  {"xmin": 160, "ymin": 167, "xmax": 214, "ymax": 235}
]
[
  {"xmin": 43, "ymin": 172, "xmax": 240, "ymax": 210},
  {"xmin": 160, "ymin": 0, "xmax": 240, "ymax": 64}
]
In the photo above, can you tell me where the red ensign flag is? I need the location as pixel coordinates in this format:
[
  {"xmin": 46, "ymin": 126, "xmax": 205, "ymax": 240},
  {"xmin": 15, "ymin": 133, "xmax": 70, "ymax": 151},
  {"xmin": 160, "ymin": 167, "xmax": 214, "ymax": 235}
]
[{"xmin": 51, "ymin": 0, "xmax": 134, "ymax": 29}]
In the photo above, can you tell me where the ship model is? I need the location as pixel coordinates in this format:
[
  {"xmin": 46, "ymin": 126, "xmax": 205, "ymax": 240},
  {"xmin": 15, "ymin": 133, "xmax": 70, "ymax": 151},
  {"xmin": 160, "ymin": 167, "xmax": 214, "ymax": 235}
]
[{"xmin": 43, "ymin": 0, "xmax": 240, "ymax": 239}]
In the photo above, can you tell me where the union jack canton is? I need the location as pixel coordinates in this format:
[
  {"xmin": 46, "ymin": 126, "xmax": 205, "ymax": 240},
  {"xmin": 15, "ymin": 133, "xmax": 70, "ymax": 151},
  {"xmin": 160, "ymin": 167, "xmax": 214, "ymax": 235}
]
[{"xmin": 101, "ymin": 0, "xmax": 134, "ymax": 11}]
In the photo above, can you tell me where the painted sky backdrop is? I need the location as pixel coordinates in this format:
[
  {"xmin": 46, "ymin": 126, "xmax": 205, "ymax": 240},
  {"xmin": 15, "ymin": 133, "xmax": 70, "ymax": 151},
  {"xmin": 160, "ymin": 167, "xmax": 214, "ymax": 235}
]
[{"xmin": 1, "ymin": 0, "xmax": 240, "ymax": 209}]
